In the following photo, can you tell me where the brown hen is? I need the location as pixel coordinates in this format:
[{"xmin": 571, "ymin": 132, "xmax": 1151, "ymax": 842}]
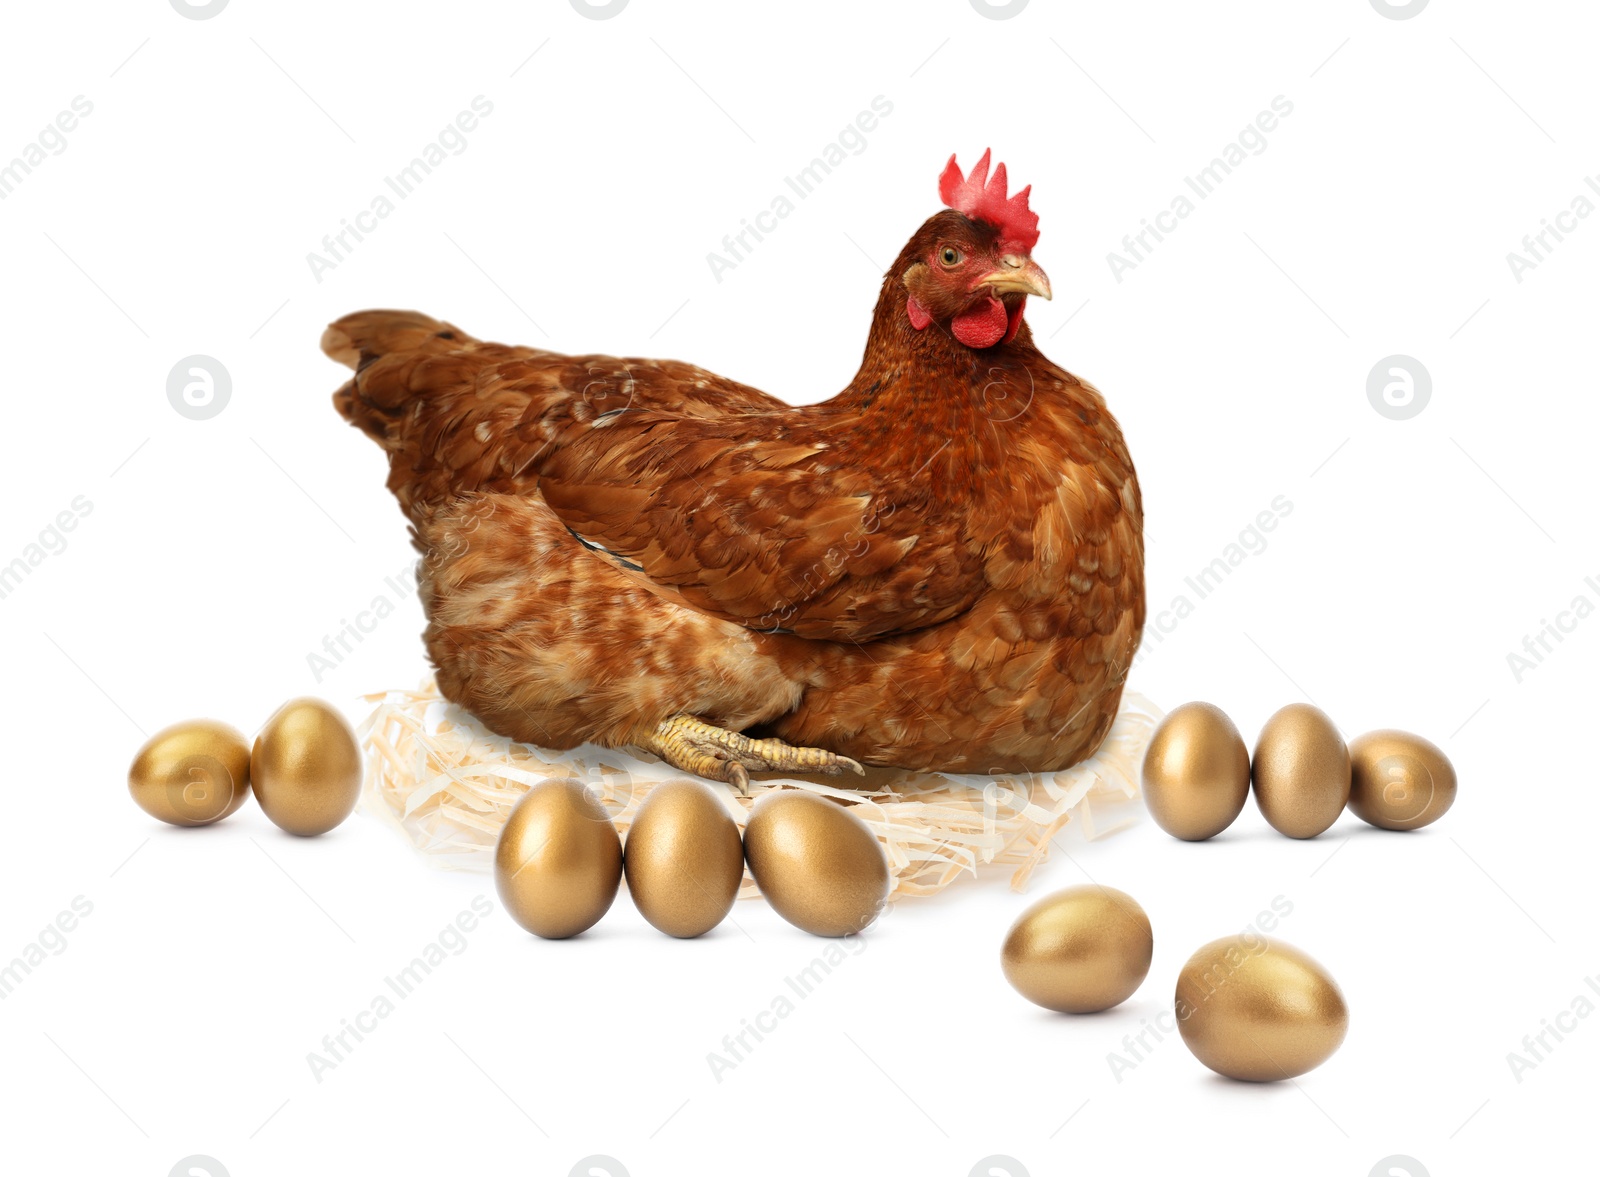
[{"xmin": 326, "ymin": 152, "xmax": 1144, "ymax": 790}]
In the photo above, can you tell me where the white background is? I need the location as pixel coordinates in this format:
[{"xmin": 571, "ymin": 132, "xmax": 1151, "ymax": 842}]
[{"xmin": 1, "ymin": 1, "xmax": 1594, "ymax": 1174}]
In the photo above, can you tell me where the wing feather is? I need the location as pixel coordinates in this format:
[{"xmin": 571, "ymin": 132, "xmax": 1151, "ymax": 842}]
[{"xmin": 538, "ymin": 415, "xmax": 984, "ymax": 640}]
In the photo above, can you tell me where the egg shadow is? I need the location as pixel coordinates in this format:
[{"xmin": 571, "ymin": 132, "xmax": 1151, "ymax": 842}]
[{"xmin": 1199, "ymin": 1072, "xmax": 1303, "ymax": 1092}]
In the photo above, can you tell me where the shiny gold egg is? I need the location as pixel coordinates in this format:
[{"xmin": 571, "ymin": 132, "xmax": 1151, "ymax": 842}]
[
  {"xmin": 1141, "ymin": 702, "xmax": 1251, "ymax": 840},
  {"xmin": 250, "ymin": 697, "xmax": 363, "ymax": 836},
  {"xmin": 128, "ymin": 719, "xmax": 252, "ymax": 827},
  {"xmin": 1001, "ymin": 885, "xmax": 1153, "ymax": 1013},
  {"xmin": 744, "ymin": 790, "xmax": 889, "ymax": 937},
  {"xmin": 1348, "ymin": 729, "xmax": 1457, "ymax": 831},
  {"xmin": 1251, "ymin": 703, "xmax": 1350, "ymax": 839},
  {"xmin": 1176, "ymin": 935, "xmax": 1348, "ymax": 1081},
  {"xmin": 624, "ymin": 780, "xmax": 744, "ymax": 938},
  {"xmin": 496, "ymin": 780, "xmax": 623, "ymax": 939}
]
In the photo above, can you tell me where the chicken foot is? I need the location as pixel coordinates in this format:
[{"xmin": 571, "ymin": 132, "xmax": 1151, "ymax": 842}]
[{"xmin": 643, "ymin": 716, "xmax": 866, "ymax": 796}]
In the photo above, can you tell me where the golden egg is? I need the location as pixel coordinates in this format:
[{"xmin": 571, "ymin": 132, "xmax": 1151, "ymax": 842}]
[
  {"xmin": 1176, "ymin": 935, "xmax": 1348, "ymax": 1081},
  {"xmin": 1001, "ymin": 885, "xmax": 1153, "ymax": 1013},
  {"xmin": 250, "ymin": 697, "xmax": 363, "ymax": 836},
  {"xmin": 496, "ymin": 780, "xmax": 623, "ymax": 939},
  {"xmin": 1348, "ymin": 729, "xmax": 1457, "ymax": 831},
  {"xmin": 1251, "ymin": 703, "xmax": 1350, "ymax": 839},
  {"xmin": 1141, "ymin": 702, "xmax": 1251, "ymax": 840},
  {"xmin": 128, "ymin": 719, "xmax": 252, "ymax": 827},
  {"xmin": 744, "ymin": 790, "xmax": 888, "ymax": 937},
  {"xmin": 624, "ymin": 780, "xmax": 744, "ymax": 938}
]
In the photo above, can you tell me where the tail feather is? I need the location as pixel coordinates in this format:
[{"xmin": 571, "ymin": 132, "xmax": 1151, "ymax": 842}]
[
  {"xmin": 326, "ymin": 309, "xmax": 479, "ymax": 440},
  {"xmin": 322, "ymin": 309, "xmax": 472, "ymax": 370}
]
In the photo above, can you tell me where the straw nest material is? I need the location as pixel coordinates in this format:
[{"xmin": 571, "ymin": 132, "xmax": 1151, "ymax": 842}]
[{"xmin": 359, "ymin": 682, "xmax": 1162, "ymax": 898}]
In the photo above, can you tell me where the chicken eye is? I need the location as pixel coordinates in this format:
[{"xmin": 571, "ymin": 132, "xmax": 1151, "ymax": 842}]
[{"xmin": 939, "ymin": 246, "xmax": 962, "ymax": 267}]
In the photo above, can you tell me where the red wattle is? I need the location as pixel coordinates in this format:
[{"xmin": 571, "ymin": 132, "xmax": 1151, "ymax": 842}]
[
  {"xmin": 951, "ymin": 295, "xmax": 1008, "ymax": 349},
  {"xmin": 906, "ymin": 297, "xmax": 932, "ymax": 330}
]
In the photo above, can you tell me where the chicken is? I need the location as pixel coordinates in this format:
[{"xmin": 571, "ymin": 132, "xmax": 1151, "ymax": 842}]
[{"xmin": 325, "ymin": 151, "xmax": 1144, "ymax": 791}]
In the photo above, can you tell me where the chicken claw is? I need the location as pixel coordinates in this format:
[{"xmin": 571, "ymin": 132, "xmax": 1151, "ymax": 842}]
[{"xmin": 644, "ymin": 715, "xmax": 866, "ymax": 796}]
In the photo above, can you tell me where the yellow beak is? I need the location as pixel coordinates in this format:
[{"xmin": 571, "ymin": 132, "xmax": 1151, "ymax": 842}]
[{"xmin": 978, "ymin": 255, "xmax": 1052, "ymax": 300}]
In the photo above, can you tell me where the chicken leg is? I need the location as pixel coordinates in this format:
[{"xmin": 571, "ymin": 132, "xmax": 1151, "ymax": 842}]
[{"xmin": 645, "ymin": 715, "xmax": 864, "ymax": 795}]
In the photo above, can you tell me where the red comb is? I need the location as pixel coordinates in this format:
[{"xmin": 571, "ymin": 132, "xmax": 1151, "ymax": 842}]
[{"xmin": 938, "ymin": 149, "xmax": 1039, "ymax": 254}]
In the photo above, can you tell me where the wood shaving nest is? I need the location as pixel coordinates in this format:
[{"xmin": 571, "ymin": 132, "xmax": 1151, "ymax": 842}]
[{"xmin": 358, "ymin": 682, "xmax": 1163, "ymax": 898}]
